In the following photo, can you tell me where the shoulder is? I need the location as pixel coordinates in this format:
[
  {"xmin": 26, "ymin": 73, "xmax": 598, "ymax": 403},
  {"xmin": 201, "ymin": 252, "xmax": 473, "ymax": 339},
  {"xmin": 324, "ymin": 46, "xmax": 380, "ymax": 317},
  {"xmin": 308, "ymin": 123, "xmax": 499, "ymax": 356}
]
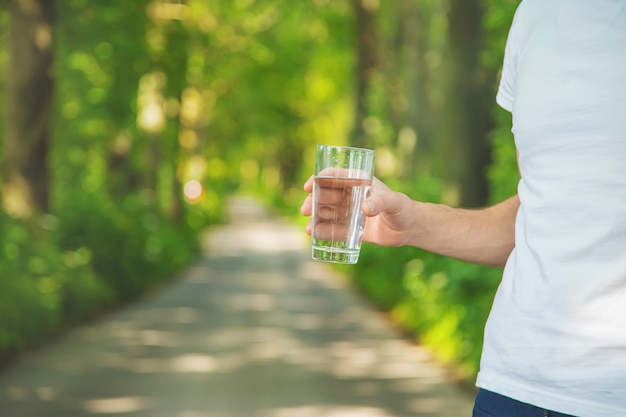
[{"xmin": 507, "ymin": 0, "xmax": 552, "ymax": 47}]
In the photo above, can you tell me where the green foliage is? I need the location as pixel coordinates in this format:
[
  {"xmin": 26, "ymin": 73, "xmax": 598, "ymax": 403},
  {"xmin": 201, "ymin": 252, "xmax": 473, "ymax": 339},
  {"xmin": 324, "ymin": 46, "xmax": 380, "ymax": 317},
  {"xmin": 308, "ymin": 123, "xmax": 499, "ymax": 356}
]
[
  {"xmin": 56, "ymin": 192, "xmax": 197, "ymax": 301},
  {"xmin": 0, "ymin": 0, "xmax": 202, "ymax": 360},
  {"xmin": 0, "ymin": 0, "xmax": 525, "ymax": 380},
  {"xmin": 394, "ymin": 256, "xmax": 501, "ymax": 375},
  {"xmin": 196, "ymin": 0, "xmax": 355, "ymax": 207},
  {"xmin": 53, "ymin": 0, "xmax": 152, "ymax": 205},
  {"xmin": 484, "ymin": 0, "xmax": 522, "ymax": 203},
  {"xmin": 346, "ymin": 0, "xmax": 522, "ymax": 380},
  {"xmin": 0, "ymin": 211, "xmax": 111, "ymax": 357},
  {"xmin": 488, "ymin": 105, "xmax": 519, "ymax": 203},
  {"xmin": 350, "ymin": 173, "xmax": 504, "ymax": 378},
  {"xmin": 0, "ymin": 9, "xmax": 6, "ymax": 174}
]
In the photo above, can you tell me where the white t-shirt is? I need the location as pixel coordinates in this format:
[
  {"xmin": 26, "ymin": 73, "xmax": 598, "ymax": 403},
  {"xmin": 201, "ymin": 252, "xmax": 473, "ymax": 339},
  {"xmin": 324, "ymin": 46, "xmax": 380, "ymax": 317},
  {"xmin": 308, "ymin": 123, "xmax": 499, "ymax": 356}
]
[{"xmin": 476, "ymin": 1, "xmax": 626, "ymax": 416}]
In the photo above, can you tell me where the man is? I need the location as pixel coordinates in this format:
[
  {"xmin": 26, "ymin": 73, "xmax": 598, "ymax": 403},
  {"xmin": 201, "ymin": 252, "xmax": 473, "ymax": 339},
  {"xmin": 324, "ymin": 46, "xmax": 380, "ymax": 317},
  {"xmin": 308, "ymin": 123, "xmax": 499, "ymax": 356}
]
[{"xmin": 301, "ymin": 0, "xmax": 626, "ymax": 415}]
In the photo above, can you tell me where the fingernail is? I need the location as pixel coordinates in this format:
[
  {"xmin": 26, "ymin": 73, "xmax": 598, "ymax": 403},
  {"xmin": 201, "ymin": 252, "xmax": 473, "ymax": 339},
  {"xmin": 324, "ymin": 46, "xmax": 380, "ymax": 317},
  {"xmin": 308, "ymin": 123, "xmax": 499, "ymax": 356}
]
[{"xmin": 366, "ymin": 199, "xmax": 376, "ymax": 214}]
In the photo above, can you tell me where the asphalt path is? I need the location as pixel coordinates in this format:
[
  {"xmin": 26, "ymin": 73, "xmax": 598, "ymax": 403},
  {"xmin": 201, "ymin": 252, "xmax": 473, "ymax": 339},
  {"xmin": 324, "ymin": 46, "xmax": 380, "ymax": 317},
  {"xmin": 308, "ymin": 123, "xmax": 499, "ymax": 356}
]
[{"xmin": 0, "ymin": 196, "xmax": 475, "ymax": 417}]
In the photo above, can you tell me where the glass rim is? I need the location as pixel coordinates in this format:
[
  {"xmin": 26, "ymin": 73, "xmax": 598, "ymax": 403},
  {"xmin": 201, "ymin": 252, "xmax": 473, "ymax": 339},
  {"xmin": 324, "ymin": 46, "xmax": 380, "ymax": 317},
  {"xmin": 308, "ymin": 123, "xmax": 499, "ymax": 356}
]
[{"xmin": 316, "ymin": 144, "xmax": 375, "ymax": 153}]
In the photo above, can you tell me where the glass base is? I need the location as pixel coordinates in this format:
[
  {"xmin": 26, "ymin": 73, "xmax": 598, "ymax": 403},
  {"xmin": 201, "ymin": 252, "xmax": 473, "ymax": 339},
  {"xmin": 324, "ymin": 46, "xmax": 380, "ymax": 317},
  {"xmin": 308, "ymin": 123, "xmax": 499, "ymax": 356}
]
[{"xmin": 312, "ymin": 247, "xmax": 360, "ymax": 264}]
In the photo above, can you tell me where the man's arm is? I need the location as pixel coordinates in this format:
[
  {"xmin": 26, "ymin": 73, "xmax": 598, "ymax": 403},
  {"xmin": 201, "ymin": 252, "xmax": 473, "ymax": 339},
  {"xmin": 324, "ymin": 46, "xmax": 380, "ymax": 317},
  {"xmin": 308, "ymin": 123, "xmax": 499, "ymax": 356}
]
[
  {"xmin": 399, "ymin": 195, "xmax": 519, "ymax": 267},
  {"xmin": 303, "ymin": 177, "xmax": 519, "ymax": 267}
]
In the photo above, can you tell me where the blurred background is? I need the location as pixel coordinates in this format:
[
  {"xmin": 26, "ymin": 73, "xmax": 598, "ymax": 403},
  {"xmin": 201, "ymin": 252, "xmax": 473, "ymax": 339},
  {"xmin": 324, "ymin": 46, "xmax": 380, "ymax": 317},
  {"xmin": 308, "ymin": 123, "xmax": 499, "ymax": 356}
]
[{"xmin": 0, "ymin": 0, "xmax": 520, "ymax": 382}]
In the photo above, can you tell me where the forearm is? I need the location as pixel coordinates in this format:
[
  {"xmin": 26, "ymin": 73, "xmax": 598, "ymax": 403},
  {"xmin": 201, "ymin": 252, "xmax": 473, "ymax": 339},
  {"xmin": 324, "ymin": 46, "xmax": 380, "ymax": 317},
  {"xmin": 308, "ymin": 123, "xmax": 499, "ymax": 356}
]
[{"xmin": 406, "ymin": 195, "xmax": 519, "ymax": 267}]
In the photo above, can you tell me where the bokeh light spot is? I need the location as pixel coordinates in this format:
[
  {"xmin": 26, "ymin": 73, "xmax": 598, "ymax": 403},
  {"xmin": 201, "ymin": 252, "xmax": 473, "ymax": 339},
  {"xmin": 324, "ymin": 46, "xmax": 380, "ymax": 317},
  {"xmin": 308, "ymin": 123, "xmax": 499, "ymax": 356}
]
[{"xmin": 184, "ymin": 180, "xmax": 204, "ymax": 204}]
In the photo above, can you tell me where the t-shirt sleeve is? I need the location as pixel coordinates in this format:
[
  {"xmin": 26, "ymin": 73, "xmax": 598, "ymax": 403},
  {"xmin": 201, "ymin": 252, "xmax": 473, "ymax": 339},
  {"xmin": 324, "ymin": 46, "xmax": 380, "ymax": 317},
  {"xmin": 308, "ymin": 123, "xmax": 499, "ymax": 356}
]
[
  {"xmin": 496, "ymin": 46, "xmax": 516, "ymax": 112},
  {"xmin": 496, "ymin": 7, "xmax": 523, "ymax": 113}
]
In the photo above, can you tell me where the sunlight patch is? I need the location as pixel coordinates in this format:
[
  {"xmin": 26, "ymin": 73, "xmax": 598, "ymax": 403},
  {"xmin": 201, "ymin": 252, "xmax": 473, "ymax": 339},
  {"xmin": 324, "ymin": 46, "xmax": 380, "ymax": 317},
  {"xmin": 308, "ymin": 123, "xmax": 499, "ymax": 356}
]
[{"xmin": 83, "ymin": 396, "xmax": 152, "ymax": 414}]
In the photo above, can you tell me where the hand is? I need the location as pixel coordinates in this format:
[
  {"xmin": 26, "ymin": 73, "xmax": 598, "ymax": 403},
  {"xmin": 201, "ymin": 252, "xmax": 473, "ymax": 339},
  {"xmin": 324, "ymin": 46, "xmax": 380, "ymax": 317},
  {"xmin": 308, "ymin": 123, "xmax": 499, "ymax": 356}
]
[{"xmin": 300, "ymin": 175, "xmax": 419, "ymax": 247}]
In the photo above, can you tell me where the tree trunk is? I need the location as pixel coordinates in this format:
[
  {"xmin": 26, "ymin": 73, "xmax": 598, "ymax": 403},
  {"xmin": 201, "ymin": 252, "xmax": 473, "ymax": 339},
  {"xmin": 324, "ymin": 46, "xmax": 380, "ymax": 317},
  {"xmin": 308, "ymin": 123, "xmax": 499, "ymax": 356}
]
[
  {"xmin": 162, "ymin": 17, "xmax": 188, "ymax": 221},
  {"xmin": 350, "ymin": 0, "xmax": 378, "ymax": 149},
  {"xmin": 386, "ymin": 0, "xmax": 433, "ymax": 180},
  {"xmin": 445, "ymin": 0, "xmax": 493, "ymax": 207},
  {"xmin": 3, "ymin": 0, "xmax": 55, "ymax": 216}
]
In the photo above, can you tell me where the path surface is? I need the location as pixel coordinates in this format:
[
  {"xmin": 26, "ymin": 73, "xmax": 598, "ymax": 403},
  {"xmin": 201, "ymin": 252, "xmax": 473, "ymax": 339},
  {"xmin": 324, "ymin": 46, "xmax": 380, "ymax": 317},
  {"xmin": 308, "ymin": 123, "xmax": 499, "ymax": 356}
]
[{"xmin": 0, "ymin": 196, "xmax": 475, "ymax": 417}]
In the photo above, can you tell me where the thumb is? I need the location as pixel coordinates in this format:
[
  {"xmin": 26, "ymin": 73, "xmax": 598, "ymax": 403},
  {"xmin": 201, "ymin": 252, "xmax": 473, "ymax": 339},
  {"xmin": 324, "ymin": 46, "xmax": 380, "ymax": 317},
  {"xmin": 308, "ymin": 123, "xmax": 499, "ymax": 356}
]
[
  {"xmin": 363, "ymin": 177, "xmax": 401, "ymax": 217},
  {"xmin": 363, "ymin": 194, "xmax": 386, "ymax": 217},
  {"xmin": 364, "ymin": 187, "xmax": 407, "ymax": 217}
]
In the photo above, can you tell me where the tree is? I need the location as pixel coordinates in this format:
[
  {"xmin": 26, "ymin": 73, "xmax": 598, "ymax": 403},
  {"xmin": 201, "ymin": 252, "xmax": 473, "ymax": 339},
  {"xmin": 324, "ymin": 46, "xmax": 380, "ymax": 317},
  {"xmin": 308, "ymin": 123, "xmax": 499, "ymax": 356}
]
[
  {"xmin": 155, "ymin": 6, "xmax": 189, "ymax": 221},
  {"xmin": 444, "ymin": 0, "xmax": 494, "ymax": 207},
  {"xmin": 350, "ymin": 0, "xmax": 378, "ymax": 149},
  {"xmin": 378, "ymin": 0, "xmax": 440, "ymax": 180},
  {"xmin": 2, "ymin": 0, "xmax": 55, "ymax": 216}
]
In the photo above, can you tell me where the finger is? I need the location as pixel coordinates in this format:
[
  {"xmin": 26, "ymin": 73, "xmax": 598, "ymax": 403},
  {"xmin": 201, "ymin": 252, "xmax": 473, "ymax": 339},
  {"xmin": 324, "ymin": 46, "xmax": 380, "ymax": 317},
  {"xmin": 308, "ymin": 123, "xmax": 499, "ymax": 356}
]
[
  {"xmin": 315, "ymin": 186, "xmax": 347, "ymax": 206},
  {"xmin": 311, "ymin": 221, "xmax": 350, "ymax": 242},
  {"xmin": 363, "ymin": 189, "xmax": 402, "ymax": 217},
  {"xmin": 316, "ymin": 205, "xmax": 341, "ymax": 221},
  {"xmin": 362, "ymin": 195, "xmax": 382, "ymax": 216},
  {"xmin": 305, "ymin": 218, "xmax": 312, "ymax": 236},
  {"xmin": 362, "ymin": 177, "xmax": 399, "ymax": 217},
  {"xmin": 372, "ymin": 176, "xmax": 390, "ymax": 191},
  {"xmin": 315, "ymin": 176, "xmax": 371, "ymax": 189},
  {"xmin": 304, "ymin": 175, "xmax": 314, "ymax": 193},
  {"xmin": 300, "ymin": 194, "xmax": 313, "ymax": 216}
]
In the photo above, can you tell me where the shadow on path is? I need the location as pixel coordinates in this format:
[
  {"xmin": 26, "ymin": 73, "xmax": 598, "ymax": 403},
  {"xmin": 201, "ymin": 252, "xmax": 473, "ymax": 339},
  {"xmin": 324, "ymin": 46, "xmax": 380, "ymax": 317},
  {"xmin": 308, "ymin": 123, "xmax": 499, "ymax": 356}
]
[{"xmin": 0, "ymin": 196, "xmax": 475, "ymax": 417}]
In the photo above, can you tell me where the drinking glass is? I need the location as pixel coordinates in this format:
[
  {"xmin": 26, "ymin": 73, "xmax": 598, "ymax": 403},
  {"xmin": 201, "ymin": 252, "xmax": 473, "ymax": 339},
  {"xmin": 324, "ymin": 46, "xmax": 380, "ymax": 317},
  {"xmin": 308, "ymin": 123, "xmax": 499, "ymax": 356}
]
[{"xmin": 311, "ymin": 145, "xmax": 376, "ymax": 264}]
